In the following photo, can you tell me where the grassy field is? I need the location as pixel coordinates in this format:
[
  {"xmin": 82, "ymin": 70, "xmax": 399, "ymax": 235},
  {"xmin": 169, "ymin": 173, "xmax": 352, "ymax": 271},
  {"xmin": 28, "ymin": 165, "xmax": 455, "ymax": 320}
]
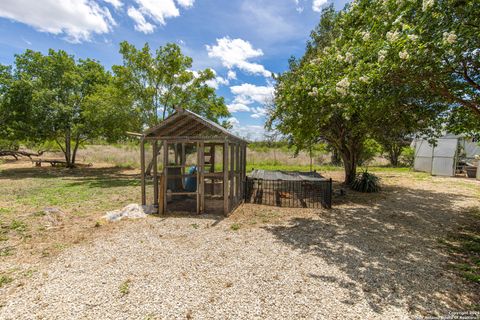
[
  {"xmin": 36, "ymin": 143, "xmax": 391, "ymax": 171},
  {"xmin": 0, "ymin": 145, "xmax": 479, "ymax": 313}
]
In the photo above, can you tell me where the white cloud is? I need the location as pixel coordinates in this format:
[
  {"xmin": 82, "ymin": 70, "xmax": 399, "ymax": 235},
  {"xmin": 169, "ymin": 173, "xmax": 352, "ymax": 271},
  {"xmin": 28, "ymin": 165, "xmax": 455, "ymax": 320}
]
[
  {"xmin": 227, "ymin": 70, "xmax": 237, "ymax": 80},
  {"xmin": 133, "ymin": 0, "xmax": 179, "ymax": 25},
  {"xmin": 292, "ymin": 0, "xmax": 304, "ymax": 12},
  {"xmin": 228, "ymin": 116, "xmax": 264, "ymax": 140},
  {"xmin": 176, "ymin": 0, "xmax": 195, "ymax": 8},
  {"xmin": 0, "ymin": 0, "xmax": 115, "ymax": 43},
  {"xmin": 230, "ymin": 83, "xmax": 274, "ymax": 105},
  {"xmin": 227, "ymin": 103, "xmax": 251, "ymax": 113},
  {"xmin": 127, "ymin": 7, "xmax": 155, "ymax": 33},
  {"xmin": 229, "ymin": 121, "xmax": 266, "ymax": 141},
  {"xmin": 103, "ymin": 0, "xmax": 123, "ymax": 9},
  {"xmin": 196, "ymin": 69, "xmax": 229, "ymax": 89},
  {"xmin": 250, "ymin": 107, "xmax": 268, "ymax": 118},
  {"xmin": 205, "ymin": 76, "xmax": 229, "ymax": 89},
  {"xmin": 312, "ymin": 0, "xmax": 328, "ymax": 12},
  {"xmin": 128, "ymin": 0, "xmax": 194, "ymax": 32},
  {"xmin": 227, "ymin": 117, "xmax": 240, "ymax": 126},
  {"xmin": 206, "ymin": 37, "xmax": 271, "ymax": 77}
]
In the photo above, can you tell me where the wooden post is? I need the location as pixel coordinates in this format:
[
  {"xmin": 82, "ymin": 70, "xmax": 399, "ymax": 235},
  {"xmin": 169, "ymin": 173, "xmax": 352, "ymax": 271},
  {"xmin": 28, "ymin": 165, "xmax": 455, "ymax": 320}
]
[
  {"xmin": 199, "ymin": 142, "xmax": 205, "ymax": 214},
  {"xmin": 210, "ymin": 145, "xmax": 215, "ymax": 173},
  {"xmin": 159, "ymin": 173, "xmax": 165, "ymax": 214},
  {"xmin": 153, "ymin": 141, "xmax": 159, "ymax": 210},
  {"xmin": 242, "ymin": 144, "xmax": 247, "ymax": 201},
  {"xmin": 235, "ymin": 143, "xmax": 240, "ymax": 203},
  {"xmin": 230, "ymin": 143, "xmax": 235, "ymax": 208},
  {"xmin": 163, "ymin": 141, "xmax": 168, "ymax": 214},
  {"xmin": 174, "ymin": 143, "xmax": 179, "ymax": 165},
  {"xmin": 181, "ymin": 142, "xmax": 186, "ymax": 189},
  {"xmin": 140, "ymin": 138, "xmax": 146, "ymax": 206},
  {"xmin": 223, "ymin": 141, "xmax": 229, "ymax": 215}
]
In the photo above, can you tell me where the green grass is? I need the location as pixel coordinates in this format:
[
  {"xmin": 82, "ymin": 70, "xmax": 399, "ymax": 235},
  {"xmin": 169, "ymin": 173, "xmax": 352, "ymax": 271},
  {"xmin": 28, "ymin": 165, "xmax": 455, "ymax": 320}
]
[
  {"xmin": 119, "ymin": 279, "xmax": 131, "ymax": 296},
  {"xmin": 3, "ymin": 174, "xmax": 140, "ymax": 213},
  {"xmin": 0, "ymin": 274, "xmax": 13, "ymax": 287},
  {"xmin": 9, "ymin": 220, "xmax": 27, "ymax": 233},
  {"xmin": 0, "ymin": 207, "xmax": 12, "ymax": 215},
  {"xmin": 230, "ymin": 223, "xmax": 241, "ymax": 231}
]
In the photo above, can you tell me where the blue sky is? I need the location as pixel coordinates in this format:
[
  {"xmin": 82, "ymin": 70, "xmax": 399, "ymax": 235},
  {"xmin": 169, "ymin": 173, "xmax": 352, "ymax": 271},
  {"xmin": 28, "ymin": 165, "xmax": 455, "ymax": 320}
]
[{"xmin": 0, "ymin": 0, "xmax": 348, "ymax": 140}]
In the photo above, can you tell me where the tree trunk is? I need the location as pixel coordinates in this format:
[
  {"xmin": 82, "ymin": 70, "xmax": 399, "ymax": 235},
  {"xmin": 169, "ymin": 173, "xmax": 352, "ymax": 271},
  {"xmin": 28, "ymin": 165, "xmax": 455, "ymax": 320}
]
[
  {"xmin": 388, "ymin": 147, "xmax": 401, "ymax": 167},
  {"xmin": 336, "ymin": 139, "xmax": 361, "ymax": 185},
  {"xmin": 331, "ymin": 148, "xmax": 342, "ymax": 166},
  {"xmin": 389, "ymin": 152, "xmax": 399, "ymax": 167},
  {"xmin": 385, "ymin": 142, "xmax": 404, "ymax": 167},
  {"xmin": 64, "ymin": 130, "xmax": 73, "ymax": 168},
  {"xmin": 342, "ymin": 153, "xmax": 357, "ymax": 185},
  {"xmin": 71, "ymin": 134, "xmax": 81, "ymax": 166}
]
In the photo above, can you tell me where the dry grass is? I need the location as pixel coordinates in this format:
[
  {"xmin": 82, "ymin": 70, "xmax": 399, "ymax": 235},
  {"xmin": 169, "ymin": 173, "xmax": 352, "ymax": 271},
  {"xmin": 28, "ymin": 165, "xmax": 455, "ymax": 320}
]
[{"xmin": 30, "ymin": 144, "xmax": 391, "ymax": 173}]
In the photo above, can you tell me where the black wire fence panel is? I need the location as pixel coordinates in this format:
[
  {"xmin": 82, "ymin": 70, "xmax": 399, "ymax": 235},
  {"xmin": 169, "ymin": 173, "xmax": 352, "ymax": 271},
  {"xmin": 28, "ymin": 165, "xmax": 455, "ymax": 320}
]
[{"xmin": 245, "ymin": 178, "xmax": 332, "ymax": 209}]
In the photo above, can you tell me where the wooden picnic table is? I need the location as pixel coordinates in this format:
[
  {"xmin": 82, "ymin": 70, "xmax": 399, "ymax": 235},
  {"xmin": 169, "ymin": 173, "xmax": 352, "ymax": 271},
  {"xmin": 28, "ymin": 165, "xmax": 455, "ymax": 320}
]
[{"xmin": 32, "ymin": 159, "xmax": 67, "ymax": 167}]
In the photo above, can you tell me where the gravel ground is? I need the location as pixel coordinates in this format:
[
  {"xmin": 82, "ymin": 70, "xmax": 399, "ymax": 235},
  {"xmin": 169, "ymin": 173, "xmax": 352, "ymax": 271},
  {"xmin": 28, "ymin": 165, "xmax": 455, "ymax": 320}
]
[
  {"xmin": 1, "ymin": 174, "xmax": 478, "ymax": 319},
  {"xmin": 0, "ymin": 215, "xmax": 412, "ymax": 320}
]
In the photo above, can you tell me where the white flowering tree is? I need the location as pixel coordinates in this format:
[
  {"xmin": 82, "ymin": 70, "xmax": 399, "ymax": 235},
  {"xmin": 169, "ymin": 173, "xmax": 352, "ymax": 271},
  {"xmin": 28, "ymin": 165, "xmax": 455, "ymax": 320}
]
[
  {"xmin": 348, "ymin": 0, "xmax": 480, "ymax": 126},
  {"xmin": 268, "ymin": 0, "xmax": 462, "ymax": 184},
  {"xmin": 269, "ymin": 7, "xmax": 383, "ymax": 184}
]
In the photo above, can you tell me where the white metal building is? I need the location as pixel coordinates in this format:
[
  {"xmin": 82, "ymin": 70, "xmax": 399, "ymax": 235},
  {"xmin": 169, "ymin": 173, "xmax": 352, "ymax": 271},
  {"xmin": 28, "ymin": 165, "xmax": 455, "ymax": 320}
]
[{"xmin": 412, "ymin": 134, "xmax": 480, "ymax": 177}]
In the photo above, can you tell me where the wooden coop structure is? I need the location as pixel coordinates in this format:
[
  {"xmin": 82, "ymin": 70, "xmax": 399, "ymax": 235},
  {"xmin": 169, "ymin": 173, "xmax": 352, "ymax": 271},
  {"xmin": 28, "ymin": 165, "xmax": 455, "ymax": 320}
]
[{"xmin": 139, "ymin": 108, "xmax": 248, "ymax": 216}]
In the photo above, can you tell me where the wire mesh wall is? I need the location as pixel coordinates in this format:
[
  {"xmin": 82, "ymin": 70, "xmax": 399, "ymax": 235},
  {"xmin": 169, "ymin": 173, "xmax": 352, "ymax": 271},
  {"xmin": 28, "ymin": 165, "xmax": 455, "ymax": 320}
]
[{"xmin": 245, "ymin": 178, "xmax": 332, "ymax": 209}]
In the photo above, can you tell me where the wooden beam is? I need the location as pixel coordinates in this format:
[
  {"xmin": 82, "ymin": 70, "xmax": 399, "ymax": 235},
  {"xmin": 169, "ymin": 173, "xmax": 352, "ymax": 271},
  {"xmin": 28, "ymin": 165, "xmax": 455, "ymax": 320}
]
[
  {"xmin": 210, "ymin": 145, "xmax": 215, "ymax": 173},
  {"xmin": 160, "ymin": 115, "xmax": 191, "ymax": 136},
  {"xmin": 223, "ymin": 141, "xmax": 229, "ymax": 216},
  {"xmin": 163, "ymin": 140, "xmax": 168, "ymax": 214},
  {"xmin": 181, "ymin": 142, "xmax": 186, "ymax": 189},
  {"xmin": 140, "ymin": 138, "xmax": 146, "ymax": 206},
  {"xmin": 143, "ymin": 136, "xmax": 235, "ymax": 143},
  {"xmin": 236, "ymin": 144, "xmax": 240, "ymax": 203},
  {"xmin": 153, "ymin": 141, "xmax": 159, "ymax": 210},
  {"xmin": 143, "ymin": 111, "xmax": 183, "ymax": 136},
  {"xmin": 243, "ymin": 144, "xmax": 247, "ymax": 201},
  {"xmin": 177, "ymin": 122, "xmax": 208, "ymax": 137},
  {"xmin": 199, "ymin": 141, "xmax": 205, "ymax": 213},
  {"xmin": 230, "ymin": 143, "xmax": 235, "ymax": 209},
  {"xmin": 196, "ymin": 142, "xmax": 200, "ymax": 214},
  {"xmin": 126, "ymin": 131, "xmax": 143, "ymax": 137}
]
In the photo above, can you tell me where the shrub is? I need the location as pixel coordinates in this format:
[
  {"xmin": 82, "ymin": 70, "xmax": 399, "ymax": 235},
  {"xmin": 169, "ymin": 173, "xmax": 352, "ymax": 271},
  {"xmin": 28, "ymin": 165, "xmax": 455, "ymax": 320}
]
[
  {"xmin": 0, "ymin": 139, "xmax": 19, "ymax": 151},
  {"xmin": 358, "ymin": 139, "xmax": 382, "ymax": 166},
  {"xmin": 351, "ymin": 170, "xmax": 381, "ymax": 193},
  {"xmin": 400, "ymin": 146, "xmax": 415, "ymax": 167}
]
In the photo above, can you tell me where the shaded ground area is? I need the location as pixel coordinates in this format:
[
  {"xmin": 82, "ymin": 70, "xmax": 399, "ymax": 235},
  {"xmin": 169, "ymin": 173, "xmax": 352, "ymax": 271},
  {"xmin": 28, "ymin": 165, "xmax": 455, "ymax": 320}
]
[
  {"xmin": 265, "ymin": 186, "xmax": 479, "ymax": 315},
  {"xmin": 0, "ymin": 160, "xmax": 479, "ymax": 319}
]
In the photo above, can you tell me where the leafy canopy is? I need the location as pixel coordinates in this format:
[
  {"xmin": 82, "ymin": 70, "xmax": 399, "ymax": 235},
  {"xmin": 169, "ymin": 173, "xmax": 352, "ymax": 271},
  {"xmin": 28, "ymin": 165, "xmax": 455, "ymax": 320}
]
[{"xmin": 113, "ymin": 41, "xmax": 230, "ymax": 128}]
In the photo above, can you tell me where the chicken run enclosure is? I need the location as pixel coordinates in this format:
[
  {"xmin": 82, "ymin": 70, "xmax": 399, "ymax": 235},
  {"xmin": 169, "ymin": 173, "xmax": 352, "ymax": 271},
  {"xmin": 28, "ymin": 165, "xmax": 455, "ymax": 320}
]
[
  {"xmin": 138, "ymin": 108, "xmax": 333, "ymax": 215},
  {"xmin": 245, "ymin": 170, "xmax": 332, "ymax": 209}
]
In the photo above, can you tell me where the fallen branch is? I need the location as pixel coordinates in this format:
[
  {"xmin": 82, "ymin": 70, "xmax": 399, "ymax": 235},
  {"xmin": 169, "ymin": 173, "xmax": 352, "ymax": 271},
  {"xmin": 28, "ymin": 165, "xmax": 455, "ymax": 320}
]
[{"xmin": 0, "ymin": 150, "xmax": 44, "ymax": 160}]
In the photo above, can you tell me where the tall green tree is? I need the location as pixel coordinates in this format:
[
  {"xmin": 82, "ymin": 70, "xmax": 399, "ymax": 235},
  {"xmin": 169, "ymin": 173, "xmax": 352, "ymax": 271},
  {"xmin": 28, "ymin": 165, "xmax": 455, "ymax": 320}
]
[
  {"xmin": 2, "ymin": 49, "xmax": 137, "ymax": 167},
  {"xmin": 113, "ymin": 41, "xmax": 229, "ymax": 128},
  {"xmin": 268, "ymin": 5, "xmax": 444, "ymax": 184}
]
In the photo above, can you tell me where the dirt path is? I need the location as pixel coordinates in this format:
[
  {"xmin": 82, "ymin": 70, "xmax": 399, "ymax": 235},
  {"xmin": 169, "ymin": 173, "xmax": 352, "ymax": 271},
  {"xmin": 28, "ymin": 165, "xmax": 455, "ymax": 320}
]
[{"xmin": 0, "ymin": 172, "xmax": 478, "ymax": 319}]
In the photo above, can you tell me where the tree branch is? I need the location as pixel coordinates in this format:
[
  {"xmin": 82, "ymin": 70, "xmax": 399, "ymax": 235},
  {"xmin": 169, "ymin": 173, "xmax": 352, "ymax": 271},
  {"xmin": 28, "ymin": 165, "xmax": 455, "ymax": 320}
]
[{"xmin": 462, "ymin": 62, "xmax": 480, "ymax": 91}]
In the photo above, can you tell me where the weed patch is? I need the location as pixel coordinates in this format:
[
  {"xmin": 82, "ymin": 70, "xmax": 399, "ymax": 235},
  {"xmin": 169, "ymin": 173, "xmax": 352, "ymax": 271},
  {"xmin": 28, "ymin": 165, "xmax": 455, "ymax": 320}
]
[
  {"xmin": 0, "ymin": 274, "xmax": 13, "ymax": 287},
  {"xmin": 119, "ymin": 279, "xmax": 131, "ymax": 296}
]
